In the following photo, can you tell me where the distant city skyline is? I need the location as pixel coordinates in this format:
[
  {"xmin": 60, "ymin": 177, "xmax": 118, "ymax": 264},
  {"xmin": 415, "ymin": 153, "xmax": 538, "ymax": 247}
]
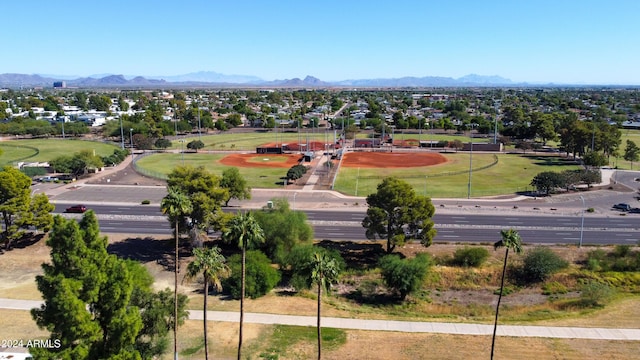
[{"xmin": 3, "ymin": 0, "xmax": 639, "ymax": 85}]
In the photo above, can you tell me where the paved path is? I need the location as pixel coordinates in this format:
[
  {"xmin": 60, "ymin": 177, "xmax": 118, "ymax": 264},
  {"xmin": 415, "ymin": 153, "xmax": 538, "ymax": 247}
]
[{"xmin": 3, "ymin": 298, "xmax": 638, "ymax": 341}]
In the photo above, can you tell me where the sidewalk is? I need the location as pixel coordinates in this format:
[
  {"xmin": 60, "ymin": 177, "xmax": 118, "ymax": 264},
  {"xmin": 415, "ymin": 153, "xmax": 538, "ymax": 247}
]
[{"xmin": 2, "ymin": 298, "xmax": 638, "ymax": 340}]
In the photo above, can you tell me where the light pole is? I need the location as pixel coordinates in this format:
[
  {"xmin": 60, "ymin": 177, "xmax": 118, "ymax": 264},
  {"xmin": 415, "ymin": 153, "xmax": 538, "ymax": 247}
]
[
  {"xmin": 129, "ymin": 128, "xmax": 134, "ymax": 152},
  {"xmin": 467, "ymin": 131, "xmax": 473, "ymax": 199},
  {"xmin": 119, "ymin": 117, "xmax": 125, "ymax": 149},
  {"xmin": 493, "ymin": 104, "xmax": 499, "ymax": 144},
  {"xmin": 197, "ymin": 102, "xmax": 201, "ymax": 140},
  {"xmin": 61, "ymin": 119, "xmax": 66, "ymax": 140},
  {"xmin": 425, "ymin": 176, "xmax": 428, "ymax": 197},
  {"xmin": 579, "ymin": 195, "xmax": 585, "ymax": 248},
  {"xmin": 180, "ymin": 140, "xmax": 184, "ymax": 165},
  {"xmin": 293, "ymin": 192, "xmax": 297, "ymax": 211}
]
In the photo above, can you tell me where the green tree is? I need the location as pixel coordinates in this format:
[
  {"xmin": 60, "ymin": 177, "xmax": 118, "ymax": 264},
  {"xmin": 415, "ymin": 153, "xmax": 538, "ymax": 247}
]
[
  {"xmin": 160, "ymin": 187, "xmax": 193, "ymax": 360},
  {"xmin": 252, "ymin": 198, "xmax": 313, "ymax": 262},
  {"xmin": 379, "ymin": 253, "xmax": 430, "ymax": 300},
  {"xmin": 31, "ymin": 213, "xmax": 139, "ymax": 359},
  {"xmin": 311, "ymin": 251, "xmax": 341, "ymax": 360},
  {"xmin": 223, "ymin": 250, "xmax": 280, "ymax": 299},
  {"xmin": 187, "ymin": 139, "xmax": 205, "ymax": 152},
  {"xmin": 220, "ymin": 167, "xmax": 251, "ymax": 207},
  {"xmin": 0, "ymin": 166, "xmax": 52, "ymax": 249},
  {"xmin": 582, "ymin": 150, "xmax": 608, "ymax": 168},
  {"xmin": 530, "ymin": 171, "xmax": 565, "ymax": 195},
  {"xmin": 286, "ymin": 164, "xmax": 307, "ymax": 184},
  {"xmin": 362, "ymin": 177, "xmax": 436, "ymax": 253},
  {"xmin": 154, "ymin": 138, "xmax": 172, "ymax": 149},
  {"xmin": 491, "ymin": 229, "xmax": 523, "ymax": 360},
  {"xmin": 29, "ymin": 192, "xmax": 54, "ymax": 234},
  {"xmin": 167, "ymin": 165, "xmax": 228, "ymax": 232},
  {"xmin": 623, "ymin": 140, "xmax": 640, "ymax": 170},
  {"xmin": 184, "ymin": 247, "xmax": 229, "ymax": 360},
  {"xmin": 284, "ymin": 244, "xmax": 344, "ymax": 291},
  {"xmin": 222, "ymin": 211, "xmax": 265, "ymax": 360}
]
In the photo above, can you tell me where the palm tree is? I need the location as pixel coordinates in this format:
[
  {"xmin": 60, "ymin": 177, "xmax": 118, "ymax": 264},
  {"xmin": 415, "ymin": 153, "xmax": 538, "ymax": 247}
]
[
  {"xmin": 491, "ymin": 228, "xmax": 523, "ymax": 360},
  {"xmin": 311, "ymin": 251, "xmax": 340, "ymax": 360},
  {"xmin": 222, "ymin": 211, "xmax": 265, "ymax": 360},
  {"xmin": 161, "ymin": 187, "xmax": 193, "ymax": 360},
  {"xmin": 184, "ymin": 247, "xmax": 229, "ymax": 360}
]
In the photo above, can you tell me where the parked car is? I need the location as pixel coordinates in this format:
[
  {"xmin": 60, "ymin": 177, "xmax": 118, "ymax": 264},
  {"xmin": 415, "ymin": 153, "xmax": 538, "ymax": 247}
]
[
  {"xmin": 613, "ymin": 203, "xmax": 632, "ymax": 212},
  {"xmin": 37, "ymin": 176, "xmax": 58, "ymax": 182},
  {"xmin": 628, "ymin": 207, "xmax": 640, "ymax": 214},
  {"xmin": 65, "ymin": 205, "xmax": 87, "ymax": 213}
]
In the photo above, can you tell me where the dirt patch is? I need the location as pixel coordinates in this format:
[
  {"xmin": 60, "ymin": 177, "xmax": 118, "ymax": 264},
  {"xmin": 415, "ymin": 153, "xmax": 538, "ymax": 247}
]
[
  {"xmin": 341, "ymin": 152, "xmax": 448, "ymax": 168},
  {"xmin": 219, "ymin": 153, "xmax": 303, "ymax": 168}
]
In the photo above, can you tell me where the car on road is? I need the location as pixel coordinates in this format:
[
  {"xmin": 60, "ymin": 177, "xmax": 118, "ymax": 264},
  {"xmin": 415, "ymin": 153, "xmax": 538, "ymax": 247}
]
[
  {"xmin": 613, "ymin": 203, "xmax": 632, "ymax": 211},
  {"xmin": 37, "ymin": 176, "xmax": 58, "ymax": 182},
  {"xmin": 65, "ymin": 204, "xmax": 87, "ymax": 213}
]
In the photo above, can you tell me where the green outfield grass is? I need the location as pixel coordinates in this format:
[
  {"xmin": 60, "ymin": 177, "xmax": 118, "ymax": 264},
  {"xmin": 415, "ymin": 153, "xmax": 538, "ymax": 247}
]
[
  {"xmin": 170, "ymin": 130, "xmax": 334, "ymax": 151},
  {"xmin": 334, "ymin": 152, "xmax": 582, "ymax": 198},
  {"xmin": 134, "ymin": 153, "xmax": 290, "ymax": 188},
  {"xmin": 0, "ymin": 139, "xmax": 119, "ymax": 165}
]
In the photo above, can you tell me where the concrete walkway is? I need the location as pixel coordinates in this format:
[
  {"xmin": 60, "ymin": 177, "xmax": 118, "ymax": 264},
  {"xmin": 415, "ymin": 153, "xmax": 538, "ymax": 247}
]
[{"xmin": 3, "ymin": 298, "xmax": 639, "ymax": 341}]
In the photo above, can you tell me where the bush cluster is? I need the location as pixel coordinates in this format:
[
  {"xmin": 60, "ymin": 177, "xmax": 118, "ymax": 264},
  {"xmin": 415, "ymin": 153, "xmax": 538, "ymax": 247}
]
[
  {"xmin": 379, "ymin": 253, "xmax": 431, "ymax": 299},
  {"xmin": 223, "ymin": 250, "xmax": 281, "ymax": 299},
  {"xmin": 585, "ymin": 245, "xmax": 640, "ymax": 272},
  {"xmin": 450, "ymin": 246, "xmax": 489, "ymax": 267},
  {"xmin": 511, "ymin": 247, "xmax": 569, "ymax": 284},
  {"xmin": 283, "ymin": 244, "xmax": 345, "ymax": 291}
]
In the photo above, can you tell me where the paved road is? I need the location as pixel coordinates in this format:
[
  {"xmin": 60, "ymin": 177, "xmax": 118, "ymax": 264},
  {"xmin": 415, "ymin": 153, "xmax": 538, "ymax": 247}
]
[{"xmin": 2, "ymin": 298, "xmax": 638, "ymax": 341}]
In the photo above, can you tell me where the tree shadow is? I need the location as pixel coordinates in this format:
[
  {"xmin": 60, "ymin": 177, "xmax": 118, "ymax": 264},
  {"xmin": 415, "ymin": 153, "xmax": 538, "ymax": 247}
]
[
  {"xmin": 317, "ymin": 240, "xmax": 386, "ymax": 270},
  {"xmin": 0, "ymin": 232, "xmax": 46, "ymax": 253},
  {"xmin": 107, "ymin": 236, "xmax": 193, "ymax": 271},
  {"xmin": 342, "ymin": 287, "xmax": 403, "ymax": 306}
]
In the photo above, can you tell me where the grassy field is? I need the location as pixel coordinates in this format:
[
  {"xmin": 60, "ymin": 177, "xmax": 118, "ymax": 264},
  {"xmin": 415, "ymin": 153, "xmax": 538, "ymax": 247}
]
[
  {"xmin": 135, "ymin": 153, "xmax": 290, "ymax": 188},
  {"xmin": 0, "ymin": 139, "xmax": 119, "ymax": 166},
  {"xmin": 334, "ymin": 152, "xmax": 581, "ymax": 197},
  {"xmin": 170, "ymin": 130, "xmax": 334, "ymax": 151}
]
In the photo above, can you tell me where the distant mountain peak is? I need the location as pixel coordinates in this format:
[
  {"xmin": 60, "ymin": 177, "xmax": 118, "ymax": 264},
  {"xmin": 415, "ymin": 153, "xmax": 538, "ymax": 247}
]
[{"xmin": 0, "ymin": 71, "xmax": 517, "ymax": 88}]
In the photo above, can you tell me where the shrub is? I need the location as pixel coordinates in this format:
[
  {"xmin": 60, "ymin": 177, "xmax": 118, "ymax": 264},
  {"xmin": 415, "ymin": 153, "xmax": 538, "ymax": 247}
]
[
  {"xmin": 141, "ymin": 199, "xmax": 150, "ymax": 205},
  {"xmin": 451, "ymin": 246, "xmax": 489, "ymax": 268},
  {"xmin": 283, "ymin": 244, "xmax": 345, "ymax": 291},
  {"xmin": 613, "ymin": 244, "xmax": 632, "ymax": 258},
  {"xmin": 223, "ymin": 250, "xmax": 281, "ymax": 299},
  {"xmin": 379, "ymin": 253, "xmax": 431, "ymax": 300},
  {"xmin": 516, "ymin": 247, "xmax": 569, "ymax": 284},
  {"xmin": 579, "ymin": 280, "xmax": 614, "ymax": 307},
  {"xmin": 541, "ymin": 281, "xmax": 568, "ymax": 295}
]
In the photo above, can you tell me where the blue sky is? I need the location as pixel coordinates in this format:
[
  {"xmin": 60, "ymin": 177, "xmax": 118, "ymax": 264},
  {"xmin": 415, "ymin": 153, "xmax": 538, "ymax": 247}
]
[{"xmin": 3, "ymin": 0, "xmax": 639, "ymax": 84}]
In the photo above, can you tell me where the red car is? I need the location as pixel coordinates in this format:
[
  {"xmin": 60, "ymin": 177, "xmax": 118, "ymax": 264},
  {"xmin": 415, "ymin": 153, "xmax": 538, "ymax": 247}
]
[{"xmin": 65, "ymin": 205, "xmax": 87, "ymax": 213}]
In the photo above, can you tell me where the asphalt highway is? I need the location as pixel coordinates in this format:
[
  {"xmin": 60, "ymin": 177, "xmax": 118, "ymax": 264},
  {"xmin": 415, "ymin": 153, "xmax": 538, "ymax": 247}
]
[{"xmin": 54, "ymin": 203, "xmax": 640, "ymax": 245}]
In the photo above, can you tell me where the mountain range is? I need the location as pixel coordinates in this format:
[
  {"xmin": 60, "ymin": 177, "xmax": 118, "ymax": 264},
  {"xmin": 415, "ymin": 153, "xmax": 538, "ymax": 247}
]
[{"xmin": 0, "ymin": 71, "xmax": 517, "ymax": 88}]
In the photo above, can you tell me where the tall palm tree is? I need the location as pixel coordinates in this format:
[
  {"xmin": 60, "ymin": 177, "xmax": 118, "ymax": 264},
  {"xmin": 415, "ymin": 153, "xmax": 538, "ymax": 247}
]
[
  {"xmin": 491, "ymin": 228, "xmax": 523, "ymax": 360},
  {"xmin": 222, "ymin": 211, "xmax": 265, "ymax": 360},
  {"xmin": 161, "ymin": 187, "xmax": 193, "ymax": 360},
  {"xmin": 311, "ymin": 251, "xmax": 340, "ymax": 360},
  {"xmin": 184, "ymin": 247, "xmax": 229, "ymax": 360}
]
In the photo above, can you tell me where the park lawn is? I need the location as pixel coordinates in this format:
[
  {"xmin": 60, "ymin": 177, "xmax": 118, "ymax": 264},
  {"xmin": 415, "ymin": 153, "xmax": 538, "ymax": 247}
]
[
  {"xmin": 135, "ymin": 153, "xmax": 289, "ymax": 188},
  {"xmin": 0, "ymin": 139, "xmax": 118, "ymax": 164},
  {"xmin": 334, "ymin": 153, "xmax": 582, "ymax": 197},
  {"xmin": 168, "ymin": 130, "xmax": 333, "ymax": 151},
  {"xmin": 0, "ymin": 143, "xmax": 39, "ymax": 166}
]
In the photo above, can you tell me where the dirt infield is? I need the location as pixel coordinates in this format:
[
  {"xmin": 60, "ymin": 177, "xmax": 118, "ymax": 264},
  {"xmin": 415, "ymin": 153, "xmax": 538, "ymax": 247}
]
[
  {"xmin": 219, "ymin": 153, "xmax": 303, "ymax": 168},
  {"xmin": 341, "ymin": 152, "xmax": 448, "ymax": 168}
]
